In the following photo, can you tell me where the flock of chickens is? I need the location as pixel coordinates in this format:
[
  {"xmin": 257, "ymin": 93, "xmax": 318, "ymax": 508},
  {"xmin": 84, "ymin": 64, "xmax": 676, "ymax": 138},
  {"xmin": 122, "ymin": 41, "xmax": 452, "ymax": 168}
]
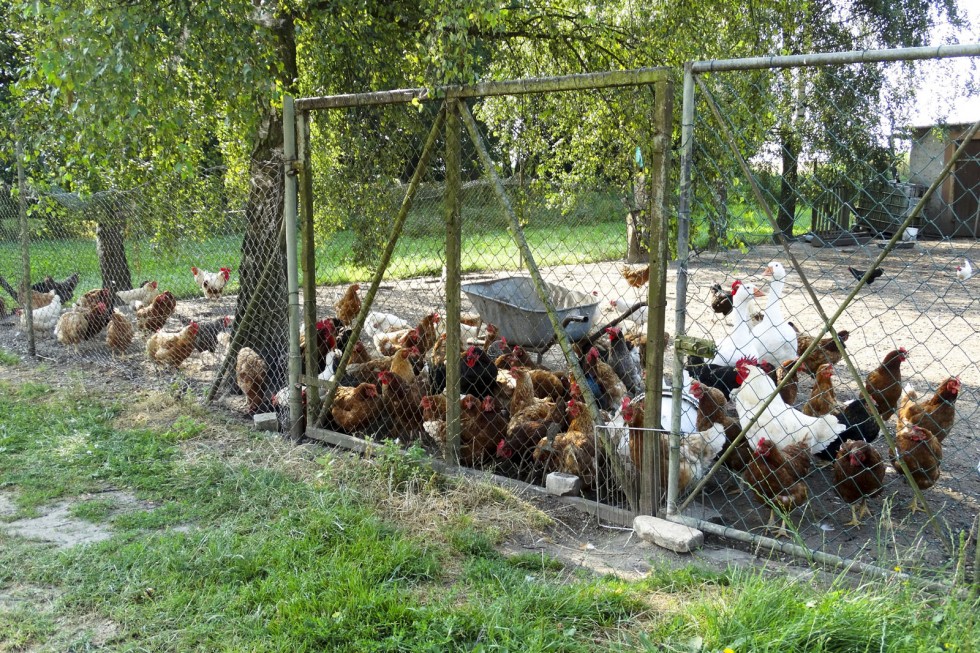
[{"xmin": 1, "ymin": 267, "xmax": 233, "ymax": 366}]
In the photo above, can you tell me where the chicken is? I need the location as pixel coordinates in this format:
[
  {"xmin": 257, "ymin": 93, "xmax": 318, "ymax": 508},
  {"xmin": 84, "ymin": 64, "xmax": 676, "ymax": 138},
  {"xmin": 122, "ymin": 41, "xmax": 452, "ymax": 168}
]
[
  {"xmin": 582, "ymin": 346, "xmax": 627, "ymax": 411},
  {"xmin": 621, "ymin": 264, "xmax": 650, "ymax": 288},
  {"xmin": 450, "ymin": 395, "xmax": 508, "ymax": 468},
  {"xmin": 334, "ymin": 283, "xmax": 361, "ymax": 326},
  {"xmin": 818, "ymin": 398, "xmax": 881, "ymax": 462},
  {"xmin": 31, "ymin": 272, "xmax": 81, "ymax": 303},
  {"xmin": 191, "ymin": 266, "xmax": 232, "ymax": 299},
  {"xmin": 624, "ymin": 331, "xmax": 647, "ymax": 368},
  {"xmin": 378, "ymin": 370, "xmax": 423, "ymax": 437},
  {"xmin": 605, "ymin": 326, "xmax": 643, "ymax": 397},
  {"xmin": 116, "ymin": 280, "xmax": 159, "ymax": 309},
  {"xmin": 55, "ymin": 301, "xmax": 111, "ymax": 347},
  {"xmin": 363, "ymin": 311, "xmax": 410, "ymax": 339},
  {"xmin": 528, "ymin": 368, "xmax": 570, "ymax": 404},
  {"xmin": 792, "ymin": 325, "xmax": 850, "ymax": 375},
  {"xmin": 135, "ymin": 291, "xmax": 178, "ymax": 333},
  {"xmin": 774, "ymin": 358, "xmax": 800, "ymax": 406},
  {"xmin": 499, "ymin": 368, "xmax": 565, "ymax": 468},
  {"xmin": 890, "ymin": 424, "xmax": 942, "ymax": 513},
  {"xmin": 421, "ymin": 394, "xmax": 449, "ymax": 445},
  {"xmin": 331, "ymin": 382, "xmax": 381, "ymax": 433},
  {"xmin": 608, "ymin": 297, "xmax": 648, "ymax": 332},
  {"xmin": 299, "ymin": 319, "xmax": 337, "ymax": 375},
  {"xmin": 106, "ymin": 310, "xmax": 135, "ymax": 355},
  {"xmin": 620, "ymin": 396, "xmax": 645, "ymax": 468},
  {"xmin": 711, "ymin": 281, "xmax": 764, "ymax": 365},
  {"xmin": 733, "ymin": 361, "xmax": 844, "ymax": 456},
  {"xmin": 743, "ymin": 437, "xmax": 811, "ymax": 538},
  {"xmin": 685, "ymin": 354, "xmax": 755, "ymax": 401},
  {"xmin": 752, "ymin": 262, "xmax": 798, "ymax": 366},
  {"xmin": 236, "ymin": 347, "xmax": 268, "ymax": 415},
  {"xmin": 17, "ymin": 293, "xmax": 61, "ymax": 333},
  {"xmin": 533, "ymin": 399, "xmax": 596, "ymax": 491},
  {"xmin": 390, "ymin": 346, "xmax": 420, "ymax": 383},
  {"xmin": 709, "ymin": 282, "xmax": 734, "ymax": 316},
  {"xmin": 146, "ymin": 322, "xmax": 199, "ymax": 368},
  {"xmin": 896, "ymin": 377, "xmax": 960, "ymax": 444},
  {"xmin": 75, "ymin": 288, "xmax": 114, "ymax": 339},
  {"xmin": 833, "ymin": 440, "xmax": 885, "ymax": 527},
  {"xmin": 460, "ymin": 346, "xmax": 499, "ymax": 400},
  {"xmin": 801, "ymin": 364, "xmax": 837, "ymax": 417},
  {"xmin": 190, "ymin": 316, "xmax": 233, "ymax": 353},
  {"xmin": 864, "ymin": 348, "xmax": 908, "ymax": 420},
  {"xmin": 690, "ymin": 381, "xmax": 753, "ymax": 481}
]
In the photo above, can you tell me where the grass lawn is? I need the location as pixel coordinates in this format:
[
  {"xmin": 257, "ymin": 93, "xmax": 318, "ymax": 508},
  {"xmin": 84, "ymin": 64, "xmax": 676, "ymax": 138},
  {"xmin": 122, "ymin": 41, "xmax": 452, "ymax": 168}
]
[{"xmin": 0, "ymin": 360, "xmax": 977, "ymax": 651}]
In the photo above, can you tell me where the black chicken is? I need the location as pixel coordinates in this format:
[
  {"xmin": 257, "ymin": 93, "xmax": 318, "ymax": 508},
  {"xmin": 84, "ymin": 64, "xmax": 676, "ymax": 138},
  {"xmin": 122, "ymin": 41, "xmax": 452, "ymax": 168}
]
[
  {"xmin": 817, "ymin": 398, "xmax": 881, "ymax": 461},
  {"xmin": 460, "ymin": 346, "xmax": 498, "ymax": 399}
]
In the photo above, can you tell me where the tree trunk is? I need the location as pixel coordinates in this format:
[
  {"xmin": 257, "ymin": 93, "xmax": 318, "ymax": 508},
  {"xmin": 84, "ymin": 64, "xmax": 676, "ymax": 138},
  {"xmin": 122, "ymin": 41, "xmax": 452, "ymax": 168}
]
[
  {"xmin": 232, "ymin": 107, "xmax": 288, "ymax": 412},
  {"xmin": 776, "ymin": 128, "xmax": 800, "ymax": 241},
  {"xmin": 96, "ymin": 197, "xmax": 133, "ymax": 293}
]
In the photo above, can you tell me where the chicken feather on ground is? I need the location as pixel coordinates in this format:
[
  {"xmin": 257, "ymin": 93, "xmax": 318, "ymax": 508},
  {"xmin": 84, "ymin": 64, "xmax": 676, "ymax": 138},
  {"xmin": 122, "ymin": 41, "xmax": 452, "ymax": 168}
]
[
  {"xmin": 833, "ymin": 440, "xmax": 885, "ymax": 527},
  {"xmin": 896, "ymin": 377, "xmax": 960, "ymax": 444},
  {"xmin": 890, "ymin": 424, "xmax": 942, "ymax": 514}
]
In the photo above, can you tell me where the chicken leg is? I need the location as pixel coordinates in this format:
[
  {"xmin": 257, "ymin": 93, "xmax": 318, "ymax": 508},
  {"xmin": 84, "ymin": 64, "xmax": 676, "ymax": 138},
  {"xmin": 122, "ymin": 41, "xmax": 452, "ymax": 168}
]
[
  {"xmin": 908, "ymin": 495, "xmax": 926, "ymax": 514},
  {"xmin": 844, "ymin": 503, "xmax": 864, "ymax": 528}
]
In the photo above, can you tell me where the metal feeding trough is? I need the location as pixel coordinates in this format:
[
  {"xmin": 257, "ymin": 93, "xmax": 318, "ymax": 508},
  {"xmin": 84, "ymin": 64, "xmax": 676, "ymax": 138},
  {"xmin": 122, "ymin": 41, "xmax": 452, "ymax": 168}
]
[{"xmin": 461, "ymin": 276, "xmax": 600, "ymax": 353}]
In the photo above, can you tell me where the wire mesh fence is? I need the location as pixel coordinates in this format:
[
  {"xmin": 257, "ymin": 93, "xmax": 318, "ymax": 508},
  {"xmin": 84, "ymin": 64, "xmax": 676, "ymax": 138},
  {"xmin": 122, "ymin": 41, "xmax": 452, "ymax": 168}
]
[
  {"xmin": 293, "ymin": 73, "xmax": 674, "ymax": 511},
  {"xmin": 672, "ymin": 52, "xmax": 980, "ymax": 583}
]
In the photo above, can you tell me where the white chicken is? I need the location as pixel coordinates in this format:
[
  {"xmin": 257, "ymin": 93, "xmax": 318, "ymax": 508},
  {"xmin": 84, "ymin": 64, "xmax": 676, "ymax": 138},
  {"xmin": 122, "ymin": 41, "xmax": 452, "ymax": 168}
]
[
  {"xmin": 956, "ymin": 258, "xmax": 973, "ymax": 281},
  {"xmin": 17, "ymin": 292, "xmax": 61, "ymax": 333},
  {"xmin": 609, "ymin": 297, "xmax": 648, "ymax": 332},
  {"xmin": 191, "ymin": 266, "xmax": 231, "ymax": 299},
  {"xmin": 710, "ymin": 281, "xmax": 763, "ymax": 365},
  {"xmin": 116, "ymin": 280, "xmax": 160, "ymax": 309},
  {"xmin": 363, "ymin": 311, "xmax": 410, "ymax": 339},
  {"xmin": 733, "ymin": 361, "xmax": 843, "ymax": 456},
  {"xmin": 752, "ymin": 262, "xmax": 798, "ymax": 366}
]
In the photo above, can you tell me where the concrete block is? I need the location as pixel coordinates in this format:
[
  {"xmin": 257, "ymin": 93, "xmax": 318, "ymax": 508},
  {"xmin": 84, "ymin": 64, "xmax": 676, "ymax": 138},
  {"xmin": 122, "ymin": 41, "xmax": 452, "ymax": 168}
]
[
  {"xmin": 545, "ymin": 472, "xmax": 582, "ymax": 497},
  {"xmin": 633, "ymin": 515, "xmax": 703, "ymax": 553},
  {"xmin": 253, "ymin": 412, "xmax": 279, "ymax": 432}
]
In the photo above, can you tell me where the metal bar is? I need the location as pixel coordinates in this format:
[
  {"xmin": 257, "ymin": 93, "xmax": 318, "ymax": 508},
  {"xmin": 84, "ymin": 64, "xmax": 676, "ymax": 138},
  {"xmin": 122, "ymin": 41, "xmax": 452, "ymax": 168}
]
[
  {"xmin": 313, "ymin": 106, "xmax": 447, "ymax": 427},
  {"xmin": 444, "ymin": 99, "xmax": 463, "ymax": 463},
  {"xmin": 283, "ymin": 97, "xmax": 303, "ymax": 441},
  {"xmin": 690, "ymin": 78, "xmax": 978, "ymax": 549},
  {"xmin": 691, "ymin": 43, "xmax": 980, "ymax": 73},
  {"xmin": 458, "ymin": 103, "xmax": 637, "ymax": 512},
  {"xmin": 15, "ymin": 124, "xmax": 34, "ymax": 357},
  {"xmin": 667, "ymin": 65, "xmax": 696, "ymax": 515},
  {"xmin": 640, "ymin": 79, "xmax": 674, "ymax": 517},
  {"xmin": 296, "ymin": 68, "xmax": 671, "ymax": 110},
  {"xmin": 298, "ymin": 110, "xmax": 320, "ymax": 428}
]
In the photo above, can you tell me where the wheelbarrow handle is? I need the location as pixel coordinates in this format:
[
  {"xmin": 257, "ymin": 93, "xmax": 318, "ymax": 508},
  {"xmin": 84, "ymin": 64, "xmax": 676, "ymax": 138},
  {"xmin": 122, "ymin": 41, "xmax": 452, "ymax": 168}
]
[{"xmin": 582, "ymin": 301, "xmax": 648, "ymax": 346}]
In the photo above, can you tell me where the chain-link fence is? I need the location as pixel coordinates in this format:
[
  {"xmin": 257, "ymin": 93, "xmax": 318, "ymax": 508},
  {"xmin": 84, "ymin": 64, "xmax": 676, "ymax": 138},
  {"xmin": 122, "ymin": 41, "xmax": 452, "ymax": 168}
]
[
  {"xmin": 287, "ymin": 72, "xmax": 675, "ymax": 516},
  {"xmin": 0, "ymin": 163, "xmax": 287, "ymax": 419},
  {"xmin": 668, "ymin": 47, "xmax": 980, "ymax": 584}
]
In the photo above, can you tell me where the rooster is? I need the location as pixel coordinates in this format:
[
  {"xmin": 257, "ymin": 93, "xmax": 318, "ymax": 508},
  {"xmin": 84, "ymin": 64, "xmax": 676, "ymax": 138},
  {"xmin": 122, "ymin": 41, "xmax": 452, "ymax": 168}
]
[
  {"xmin": 136, "ymin": 292, "xmax": 177, "ymax": 333},
  {"xmin": 896, "ymin": 377, "xmax": 960, "ymax": 444},
  {"xmin": 833, "ymin": 440, "xmax": 885, "ymax": 527},
  {"xmin": 116, "ymin": 280, "xmax": 159, "ymax": 309},
  {"xmin": 191, "ymin": 266, "xmax": 232, "ymax": 299},
  {"xmin": 733, "ymin": 361, "xmax": 844, "ymax": 456},
  {"xmin": 106, "ymin": 310, "xmax": 135, "ymax": 355},
  {"xmin": 864, "ymin": 348, "xmax": 908, "ymax": 420},
  {"xmin": 890, "ymin": 424, "xmax": 942, "ymax": 514},
  {"xmin": 146, "ymin": 322, "xmax": 199, "ymax": 368},
  {"xmin": 581, "ymin": 346, "xmax": 627, "ymax": 411},
  {"xmin": 236, "ymin": 347, "xmax": 268, "ymax": 415}
]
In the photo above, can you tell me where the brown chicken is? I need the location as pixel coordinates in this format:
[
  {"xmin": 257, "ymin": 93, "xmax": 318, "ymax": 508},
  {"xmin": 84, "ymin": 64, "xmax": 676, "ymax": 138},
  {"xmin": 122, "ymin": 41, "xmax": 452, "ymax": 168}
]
[
  {"xmin": 378, "ymin": 370, "xmax": 423, "ymax": 437},
  {"xmin": 146, "ymin": 322, "xmax": 199, "ymax": 368},
  {"xmin": 690, "ymin": 381, "xmax": 753, "ymax": 481},
  {"xmin": 621, "ymin": 265, "xmax": 650, "ymax": 288},
  {"xmin": 709, "ymin": 283, "xmax": 734, "ymax": 316},
  {"xmin": 620, "ymin": 395, "xmax": 645, "ymax": 468},
  {"xmin": 236, "ymin": 347, "xmax": 268, "ymax": 415},
  {"xmin": 582, "ymin": 346, "xmax": 627, "ymax": 411},
  {"xmin": 865, "ymin": 348, "xmax": 908, "ymax": 420},
  {"xmin": 896, "ymin": 377, "xmax": 960, "ymax": 444},
  {"xmin": 743, "ymin": 437, "xmax": 811, "ymax": 538},
  {"xmin": 136, "ymin": 291, "xmax": 178, "ymax": 333},
  {"xmin": 458, "ymin": 395, "xmax": 508, "ymax": 468},
  {"xmin": 528, "ymin": 368, "xmax": 569, "ymax": 404},
  {"xmin": 55, "ymin": 301, "xmax": 110, "ymax": 347},
  {"xmin": 833, "ymin": 440, "xmax": 885, "ymax": 527},
  {"xmin": 802, "ymin": 364, "xmax": 837, "ymax": 417},
  {"xmin": 106, "ymin": 310, "xmax": 135, "ymax": 355},
  {"xmin": 331, "ymin": 382, "xmax": 381, "ymax": 432},
  {"xmin": 430, "ymin": 395, "xmax": 488, "ymax": 465},
  {"xmin": 499, "ymin": 368, "xmax": 565, "ymax": 468},
  {"xmin": 891, "ymin": 424, "xmax": 942, "ymax": 513},
  {"xmin": 74, "ymin": 288, "xmax": 114, "ymax": 339},
  {"xmin": 793, "ymin": 325, "xmax": 850, "ymax": 375},
  {"xmin": 533, "ymin": 399, "xmax": 597, "ymax": 491},
  {"xmin": 334, "ymin": 283, "xmax": 361, "ymax": 326},
  {"xmin": 776, "ymin": 358, "xmax": 800, "ymax": 406},
  {"xmin": 389, "ymin": 346, "xmax": 420, "ymax": 384}
]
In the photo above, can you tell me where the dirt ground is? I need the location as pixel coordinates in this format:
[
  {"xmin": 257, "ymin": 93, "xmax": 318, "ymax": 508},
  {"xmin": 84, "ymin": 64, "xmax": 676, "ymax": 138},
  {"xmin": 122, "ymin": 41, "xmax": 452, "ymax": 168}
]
[{"xmin": 1, "ymin": 235, "xmax": 978, "ymax": 582}]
